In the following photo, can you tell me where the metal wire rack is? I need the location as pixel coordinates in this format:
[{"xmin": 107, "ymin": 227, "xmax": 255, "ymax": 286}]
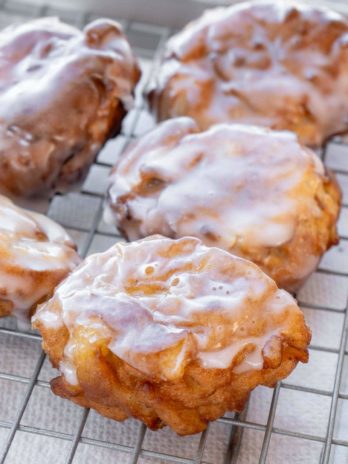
[{"xmin": 0, "ymin": 0, "xmax": 347, "ymax": 463}]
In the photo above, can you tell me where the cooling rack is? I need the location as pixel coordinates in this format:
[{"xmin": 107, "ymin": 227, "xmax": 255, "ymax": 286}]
[{"xmin": 0, "ymin": 0, "xmax": 347, "ymax": 463}]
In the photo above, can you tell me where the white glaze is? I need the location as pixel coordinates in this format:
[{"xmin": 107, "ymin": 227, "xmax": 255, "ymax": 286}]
[
  {"xmin": 34, "ymin": 236, "xmax": 306, "ymax": 383},
  {"xmin": 59, "ymin": 360, "xmax": 78, "ymax": 386},
  {"xmin": 36, "ymin": 309, "xmax": 63, "ymax": 329},
  {"xmin": 106, "ymin": 118, "xmax": 324, "ymax": 251},
  {"xmin": 199, "ymin": 337, "xmax": 264, "ymax": 370}
]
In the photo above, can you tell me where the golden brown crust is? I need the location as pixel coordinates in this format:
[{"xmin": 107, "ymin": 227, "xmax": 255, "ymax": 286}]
[
  {"xmin": 33, "ymin": 236, "xmax": 310, "ymax": 435},
  {"xmin": 149, "ymin": 1, "xmax": 348, "ymax": 147},
  {"xmin": 0, "ymin": 18, "xmax": 140, "ymax": 197},
  {"xmin": 105, "ymin": 118, "xmax": 341, "ymax": 292}
]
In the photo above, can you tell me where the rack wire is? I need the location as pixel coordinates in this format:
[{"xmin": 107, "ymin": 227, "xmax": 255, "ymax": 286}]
[{"xmin": 0, "ymin": 0, "xmax": 347, "ymax": 463}]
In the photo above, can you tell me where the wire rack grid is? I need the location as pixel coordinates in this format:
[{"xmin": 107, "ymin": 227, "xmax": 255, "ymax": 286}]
[{"xmin": 0, "ymin": 0, "xmax": 347, "ymax": 463}]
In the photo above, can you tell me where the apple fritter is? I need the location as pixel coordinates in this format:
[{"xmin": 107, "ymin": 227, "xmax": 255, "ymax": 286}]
[
  {"xmin": 0, "ymin": 195, "xmax": 80, "ymax": 320},
  {"xmin": 0, "ymin": 17, "xmax": 140, "ymax": 197},
  {"xmin": 105, "ymin": 118, "xmax": 340, "ymax": 291},
  {"xmin": 33, "ymin": 235, "xmax": 310, "ymax": 435},
  {"xmin": 149, "ymin": 1, "xmax": 348, "ymax": 147}
]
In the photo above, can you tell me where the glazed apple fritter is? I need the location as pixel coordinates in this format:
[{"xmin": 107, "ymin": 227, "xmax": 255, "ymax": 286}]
[
  {"xmin": 149, "ymin": 0, "xmax": 348, "ymax": 146},
  {"xmin": 105, "ymin": 118, "xmax": 340, "ymax": 291},
  {"xmin": 0, "ymin": 195, "xmax": 80, "ymax": 320},
  {"xmin": 33, "ymin": 235, "xmax": 310, "ymax": 435},
  {"xmin": 0, "ymin": 17, "xmax": 140, "ymax": 197}
]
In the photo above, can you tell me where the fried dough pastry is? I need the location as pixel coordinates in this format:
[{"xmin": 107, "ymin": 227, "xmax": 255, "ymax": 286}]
[
  {"xmin": 0, "ymin": 195, "xmax": 80, "ymax": 320},
  {"xmin": 105, "ymin": 118, "xmax": 340, "ymax": 291},
  {"xmin": 149, "ymin": 0, "xmax": 348, "ymax": 146},
  {"xmin": 0, "ymin": 17, "xmax": 140, "ymax": 197},
  {"xmin": 33, "ymin": 236, "xmax": 310, "ymax": 435}
]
